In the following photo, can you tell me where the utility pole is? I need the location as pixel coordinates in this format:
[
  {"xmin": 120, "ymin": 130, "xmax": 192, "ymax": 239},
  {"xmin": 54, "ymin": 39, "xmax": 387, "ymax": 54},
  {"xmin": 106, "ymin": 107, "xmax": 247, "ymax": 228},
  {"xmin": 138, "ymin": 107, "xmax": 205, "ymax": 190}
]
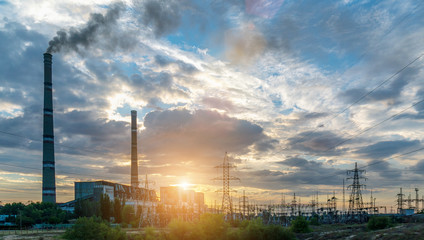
[
  {"xmin": 213, "ymin": 152, "xmax": 239, "ymax": 218},
  {"xmin": 347, "ymin": 162, "xmax": 366, "ymax": 214}
]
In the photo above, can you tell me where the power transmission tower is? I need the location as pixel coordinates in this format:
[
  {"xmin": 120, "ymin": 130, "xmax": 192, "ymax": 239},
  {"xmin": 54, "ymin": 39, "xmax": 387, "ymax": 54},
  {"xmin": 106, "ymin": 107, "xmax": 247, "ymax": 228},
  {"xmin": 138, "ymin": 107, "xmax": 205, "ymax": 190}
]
[
  {"xmin": 138, "ymin": 174, "xmax": 155, "ymax": 228},
  {"xmin": 213, "ymin": 152, "xmax": 239, "ymax": 217},
  {"xmin": 397, "ymin": 187, "xmax": 405, "ymax": 214},
  {"xmin": 343, "ymin": 179, "xmax": 345, "ymax": 213},
  {"xmin": 347, "ymin": 162, "xmax": 366, "ymax": 214},
  {"xmin": 239, "ymin": 190, "xmax": 248, "ymax": 219}
]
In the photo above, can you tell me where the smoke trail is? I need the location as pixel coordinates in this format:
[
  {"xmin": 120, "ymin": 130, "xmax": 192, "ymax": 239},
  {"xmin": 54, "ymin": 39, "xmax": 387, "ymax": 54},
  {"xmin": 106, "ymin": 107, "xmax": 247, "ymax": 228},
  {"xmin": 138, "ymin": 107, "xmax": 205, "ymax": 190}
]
[
  {"xmin": 46, "ymin": 3, "xmax": 124, "ymax": 54},
  {"xmin": 131, "ymin": 0, "xmax": 182, "ymax": 38}
]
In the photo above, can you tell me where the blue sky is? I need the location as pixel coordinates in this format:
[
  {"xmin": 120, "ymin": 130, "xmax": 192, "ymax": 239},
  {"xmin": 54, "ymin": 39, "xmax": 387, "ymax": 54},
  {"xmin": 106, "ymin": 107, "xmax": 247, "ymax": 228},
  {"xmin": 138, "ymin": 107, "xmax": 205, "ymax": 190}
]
[{"xmin": 0, "ymin": 0, "xmax": 424, "ymax": 208}]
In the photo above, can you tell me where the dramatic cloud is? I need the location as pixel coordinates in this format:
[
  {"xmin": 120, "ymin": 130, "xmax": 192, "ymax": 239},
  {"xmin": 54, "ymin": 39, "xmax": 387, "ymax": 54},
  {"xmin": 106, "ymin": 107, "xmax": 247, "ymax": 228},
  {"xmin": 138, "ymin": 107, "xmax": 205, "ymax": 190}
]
[
  {"xmin": 134, "ymin": 0, "xmax": 183, "ymax": 37},
  {"xmin": 1, "ymin": 0, "xmax": 424, "ymax": 204},
  {"xmin": 141, "ymin": 109, "xmax": 272, "ymax": 165},
  {"xmin": 126, "ymin": 72, "xmax": 190, "ymax": 105},
  {"xmin": 286, "ymin": 131, "xmax": 347, "ymax": 156},
  {"xmin": 355, "ymin": 140, "xmax": 420, "ymax": 159},
  {"xmin": 240, "ymin": 156, "xmax": 343, "ymax": 190},
  {"xmin": 339, "ymin": 67, "xmax": 420, "ymax": 105},
  {"xmin": 225, "ymin": 26, "xmax": 267, "ymax": 65},
  {"xmin": 367, "ymin": 159, "xmax": 402, "ymax": 180},
  {"xmin": 201, "ymin": 97, "xmax": 235, "ymax": 112},
  {"xmin": 154, "ymin": 55, "xmax": 198, "ymax": 74}
]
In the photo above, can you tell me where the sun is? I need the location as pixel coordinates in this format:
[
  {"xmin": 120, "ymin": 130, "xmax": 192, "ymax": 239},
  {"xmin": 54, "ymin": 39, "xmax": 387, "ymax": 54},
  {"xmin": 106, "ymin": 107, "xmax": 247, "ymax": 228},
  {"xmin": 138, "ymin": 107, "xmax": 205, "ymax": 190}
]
[{"xmin": 179, "ymin": 181, "xmax": 190, "ymax": 190}]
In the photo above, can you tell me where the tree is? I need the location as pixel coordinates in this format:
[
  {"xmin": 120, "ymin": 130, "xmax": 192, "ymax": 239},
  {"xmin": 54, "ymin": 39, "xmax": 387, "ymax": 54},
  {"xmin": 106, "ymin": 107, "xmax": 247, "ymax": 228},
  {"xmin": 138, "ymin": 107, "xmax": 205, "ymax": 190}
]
[
  {"xmin": 75, "ymin": 199, "xmax": 99, "ymax": 218},
  {"xmin": 114, "ymin": 198, "xmax": 123, "ymax": 223},
  {"xmin": 100, "ymin": 194, "xmax": 112, "ymax": 221},
  {"xmin": 1, "ymin": 201, "xmax": 74, "ymax": 227},
  {"xmin": 290, "ymin": 216, "xmax": 311, "ymax": 233},
  {"xmin": 122, "ymin": 205, "xmax": 135, "ymax": 225},
  {"xmin": 367, "ymin": 216, "xmax": 393, "ymax": 230},
  {"xmin": 63, "ymin": 216, "xmax": 126, "ymax": 240}
]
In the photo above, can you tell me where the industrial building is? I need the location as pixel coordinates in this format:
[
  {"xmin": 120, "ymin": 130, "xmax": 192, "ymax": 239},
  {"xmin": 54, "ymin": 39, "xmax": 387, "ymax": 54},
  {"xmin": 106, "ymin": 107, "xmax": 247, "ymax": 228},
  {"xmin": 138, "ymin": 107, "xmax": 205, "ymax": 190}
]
[{"xmin": 75, "ymin": 180, "xmax": 157, "ymax": 205}]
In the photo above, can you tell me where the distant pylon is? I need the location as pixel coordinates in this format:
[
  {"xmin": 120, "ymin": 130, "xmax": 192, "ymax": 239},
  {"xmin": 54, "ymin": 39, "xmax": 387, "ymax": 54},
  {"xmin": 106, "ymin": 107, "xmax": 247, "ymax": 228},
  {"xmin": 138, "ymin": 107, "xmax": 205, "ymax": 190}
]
[
  {"xmin": 213, "ymin": 152, "xmax": 239, "ymax": 217},
  {"xmin": 397, "ymin": 187, "xmax": 405, "ymax": 214},
  {"xmin": 138, "ymin": 174, "xmax": 155, "ymax": 228},
  {"xmin": 347, "ymin": 162, "xmax": 366, "ymax": 214},
  {"xmin": 239, "ymin": 190, "xmax": 248, "ymax": 219}
]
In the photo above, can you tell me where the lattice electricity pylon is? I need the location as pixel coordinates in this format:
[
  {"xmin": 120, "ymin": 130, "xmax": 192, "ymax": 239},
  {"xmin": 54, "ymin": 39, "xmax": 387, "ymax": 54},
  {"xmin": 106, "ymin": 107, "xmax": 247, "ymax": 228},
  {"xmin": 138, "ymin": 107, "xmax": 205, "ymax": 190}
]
[
  {"xmin": 239, "ymin": 190, "xmax": 249, "ymax": 219},
  {"xmin": 138, "ymin": 174, "xmax": 155, "ymax": 228},
  {"xmin": 347, "ymin": 162, "xmax": 367, "ymax": 214},
  {"xmin": 213, "ymin": 152, "xmax": 240, "ymax": 216},
  {"xmin": 396, "ymin": 187, "xmax": 405, "ymax": 214}
]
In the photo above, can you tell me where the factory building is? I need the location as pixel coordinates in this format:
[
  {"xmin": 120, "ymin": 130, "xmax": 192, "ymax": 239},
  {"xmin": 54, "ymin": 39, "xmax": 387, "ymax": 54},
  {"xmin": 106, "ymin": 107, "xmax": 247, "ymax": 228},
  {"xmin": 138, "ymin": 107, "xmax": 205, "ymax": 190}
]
[{"xmin": 75, "ymin": 180, "xmax": 157, "ymax": 205}]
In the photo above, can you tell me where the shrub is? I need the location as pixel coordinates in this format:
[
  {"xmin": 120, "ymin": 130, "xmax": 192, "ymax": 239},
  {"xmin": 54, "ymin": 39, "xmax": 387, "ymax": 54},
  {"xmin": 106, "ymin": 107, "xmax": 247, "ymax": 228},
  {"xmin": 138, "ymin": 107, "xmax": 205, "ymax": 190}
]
[
  {"xmin": 264, "ymin": 224, "xmax": 295, "ymax": 240},
  {"xmin": 290, "ymin": 216, "xmax": 311, "ymax": 233},
  {"xmin": 167, "ymin": 219, "xmax": 192, "ymax": 240},
  {"xmin": 309, "ymin": 215, "xmax": 320, "ymax": 226},
  {"xmin": 63, "ymin": 216, "xmax": 126, "ymax": 240},
  {"xmin": 144, "ymin": 226, "xmax": 158, "ymax": 240},
  {"xmin": 198, "ymin": 213, "xmax": 227, "ymax": 240},
  {"xmin": 227, "ymin": 228, "xmax": 241, "ymax": 240},
  {"xmin": 367, "ymin": 216, "xmax": 393, "ymax": 230}
]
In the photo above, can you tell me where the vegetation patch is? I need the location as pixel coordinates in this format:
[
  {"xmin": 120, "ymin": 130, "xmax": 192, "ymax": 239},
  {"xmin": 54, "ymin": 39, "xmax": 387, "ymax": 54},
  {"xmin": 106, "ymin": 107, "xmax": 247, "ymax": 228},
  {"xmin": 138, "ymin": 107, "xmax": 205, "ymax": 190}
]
[{"xmin": 367, "ymin": 216, "xmax": 393, "ymax": 230}]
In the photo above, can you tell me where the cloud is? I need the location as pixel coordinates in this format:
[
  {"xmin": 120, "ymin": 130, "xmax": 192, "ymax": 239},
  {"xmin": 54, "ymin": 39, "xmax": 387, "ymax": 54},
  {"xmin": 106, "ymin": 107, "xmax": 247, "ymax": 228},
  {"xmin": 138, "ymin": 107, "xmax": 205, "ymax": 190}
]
[
  {"xmin": 239, "ymin": 156, "xmax": 342, "ymax": 190},
  {"xmin": 154, "ymin": 55, "xmax": 198, "ymax": 74},
  {"xmin": 355, "ymin": 140, "xmax": 420, "ymax": 159},
  {"xmin": 225, "ymin": 25, "xmax": 267, "ymax": 65},
  {"xmin": 395, "ymin": 88, "xmax": 424, "ymax": 120},
  {"xmin": 339, "ymin": 67, "xmax": 419, "ymax": 105},
  {"xmin": 126, "ymin": 71, "xmax": 190, "ymax": 105},
  {"xmin": 141, "ymin": 109, "xmax": 272, "ymax": 166},
  {"xmin": 134, "ymin": 0, "xmax": 183, "ymax": 37},
  {"xmin": 367, "ymin": 159, "xmax": 402, "ymax": 180},
  {"xmin": 286, "ymin": 131, "xmax": 347, "ymax": 155},
  {"xmin": 201, "ymin": 97, "xmax": 235, "ymax": 112}
]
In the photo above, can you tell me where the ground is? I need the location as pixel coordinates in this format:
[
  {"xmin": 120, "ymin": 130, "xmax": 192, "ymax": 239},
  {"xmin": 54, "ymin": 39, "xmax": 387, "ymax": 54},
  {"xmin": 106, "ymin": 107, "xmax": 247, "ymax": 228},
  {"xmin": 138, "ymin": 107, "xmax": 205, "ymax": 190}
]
[
  {"xmin": 0, "ymin": 230, "xmax": 65, "ymax": 240},
  {"xmin": 1, "ymin": 223, "xmax": 424, "ymax": 239},
  {"xmin": 298, "ymin": 223, "xmax": 424, "ymax": 240}
]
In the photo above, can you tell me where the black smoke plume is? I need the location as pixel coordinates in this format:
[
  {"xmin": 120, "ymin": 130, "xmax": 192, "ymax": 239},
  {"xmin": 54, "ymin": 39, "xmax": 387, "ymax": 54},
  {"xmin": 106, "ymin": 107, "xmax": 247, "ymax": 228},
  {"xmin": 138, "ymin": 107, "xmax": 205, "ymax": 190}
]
[{"xmin": 46, "ymin": 3, "xmax": 124, "ymax": 54}]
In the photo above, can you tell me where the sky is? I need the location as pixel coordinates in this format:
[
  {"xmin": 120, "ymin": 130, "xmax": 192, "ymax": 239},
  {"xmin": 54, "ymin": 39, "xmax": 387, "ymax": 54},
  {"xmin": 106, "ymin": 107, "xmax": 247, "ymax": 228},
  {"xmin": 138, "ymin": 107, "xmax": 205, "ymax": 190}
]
[{"xmin": 0, "ymin": 0, "xmax": 424, "ymax": 209}]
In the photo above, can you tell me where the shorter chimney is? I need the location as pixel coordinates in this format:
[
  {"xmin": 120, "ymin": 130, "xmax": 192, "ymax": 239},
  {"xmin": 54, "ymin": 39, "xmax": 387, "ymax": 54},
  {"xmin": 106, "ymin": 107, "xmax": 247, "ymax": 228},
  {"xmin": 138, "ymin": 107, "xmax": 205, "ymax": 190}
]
[{"xmin": 131, "ymin": 110, "xmax": 138, "ymax": 188}]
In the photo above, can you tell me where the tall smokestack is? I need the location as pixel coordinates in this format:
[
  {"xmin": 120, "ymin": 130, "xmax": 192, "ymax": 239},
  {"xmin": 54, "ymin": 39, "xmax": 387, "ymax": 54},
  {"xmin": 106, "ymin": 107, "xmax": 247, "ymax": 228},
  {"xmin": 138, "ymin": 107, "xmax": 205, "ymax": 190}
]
[
  {"xmin": 131, "ymin": 110, "xmax": 138, "ymax": 188},
  {"xmin": 42, "ymin": 53, "xmax": 56, "ymax": 203}
]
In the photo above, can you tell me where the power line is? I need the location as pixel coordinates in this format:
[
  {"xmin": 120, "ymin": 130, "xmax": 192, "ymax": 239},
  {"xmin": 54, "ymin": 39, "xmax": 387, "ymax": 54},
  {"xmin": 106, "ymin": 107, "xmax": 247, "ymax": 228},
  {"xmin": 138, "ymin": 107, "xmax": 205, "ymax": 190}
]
[
  {"xmin": 271, "ymin": 52, "xmax": 424, "ymax": 158},
  {"xmin": 271, "ymin": 2, "xmax": 424, "ymax": 151},
  {"xmin": 298, "ymin": 145, "xmax": 424, "ymax": 185},
  {"xmin": 324, "ymin": 99, "xmax": 424, "ymax": 152}
]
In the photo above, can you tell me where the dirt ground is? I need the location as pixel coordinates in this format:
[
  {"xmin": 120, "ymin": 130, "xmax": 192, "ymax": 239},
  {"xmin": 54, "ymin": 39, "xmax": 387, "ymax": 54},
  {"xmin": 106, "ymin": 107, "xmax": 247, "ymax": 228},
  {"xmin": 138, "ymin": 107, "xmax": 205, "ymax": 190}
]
[
  {"xmin": 1, "ymin": 223, "xmax": 424, "ymax": 240},
  {"xmin": 297, "ymin": 222, "xmax": 424, "ymax": 240},
  {"xmin": 0, "ymin": 230, "xmax": 65, "ymax": 240}
]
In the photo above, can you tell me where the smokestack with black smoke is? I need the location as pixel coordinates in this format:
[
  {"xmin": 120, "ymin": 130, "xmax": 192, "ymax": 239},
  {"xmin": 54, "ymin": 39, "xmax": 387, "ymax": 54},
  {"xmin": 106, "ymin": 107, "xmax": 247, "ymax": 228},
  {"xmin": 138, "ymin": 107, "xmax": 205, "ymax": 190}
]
[
  {"xmin": 42, "ymin": 53, "xmax": 56, "ymax": 203},
  {"xmin": 131, "ymin": 110, "xmax": 139, "ymax": 188}
]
